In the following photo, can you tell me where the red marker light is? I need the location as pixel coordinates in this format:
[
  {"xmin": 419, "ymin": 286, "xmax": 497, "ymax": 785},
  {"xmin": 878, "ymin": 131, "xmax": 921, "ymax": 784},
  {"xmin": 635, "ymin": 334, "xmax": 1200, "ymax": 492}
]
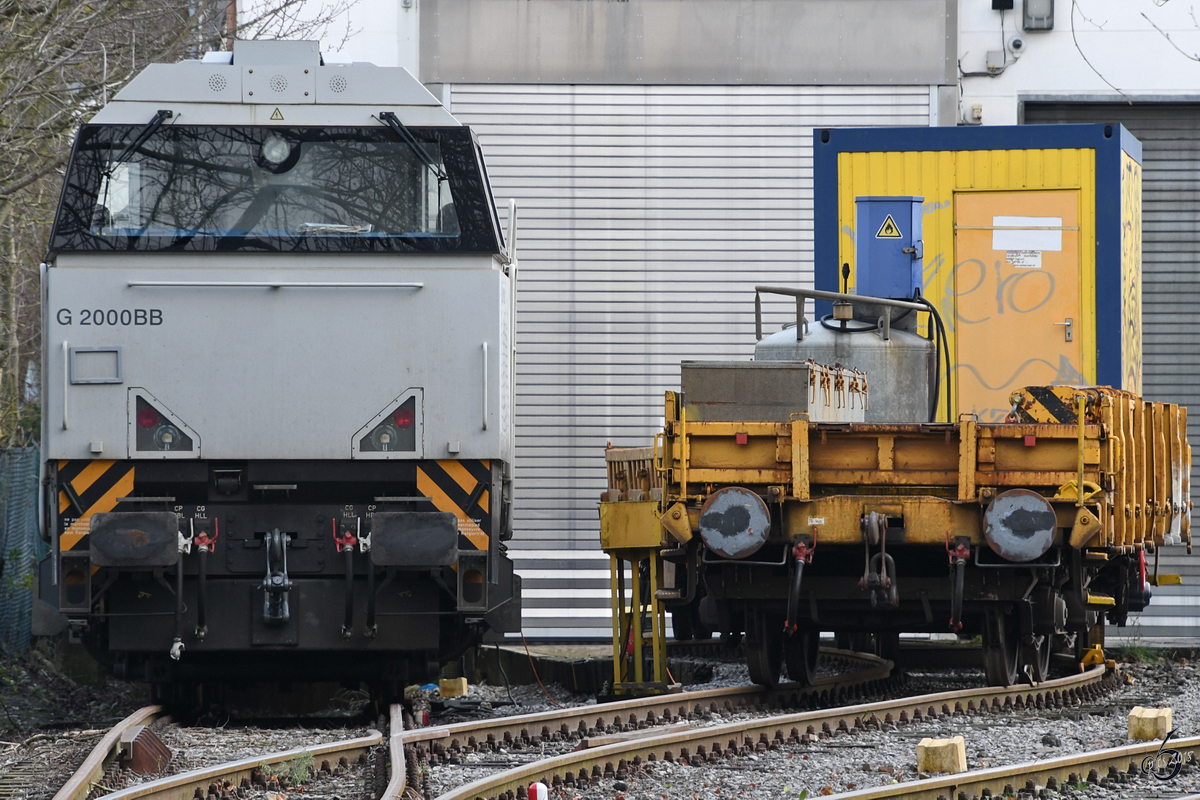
[
  {"xmin": 137, "ymin": 406, "xmax": 159, "ymax": 428},
  {"xmin": 394, "ymin": 407, "xmax": 415, "ymax": 428}
]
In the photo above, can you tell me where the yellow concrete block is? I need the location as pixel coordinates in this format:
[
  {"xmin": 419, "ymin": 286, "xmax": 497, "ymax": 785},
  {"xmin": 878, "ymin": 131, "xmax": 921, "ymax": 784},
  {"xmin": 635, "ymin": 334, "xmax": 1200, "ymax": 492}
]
[
  {"xmin": 439, "ymin": 677, "xmax": 469, "ymax": 698},
  {"xmin": 916, "ymin": 736, "xmax": 967, "ymax": 774},
  {"xmin": 1128, "ymin": 706, "xmax": 1172, "ymax": 741}
]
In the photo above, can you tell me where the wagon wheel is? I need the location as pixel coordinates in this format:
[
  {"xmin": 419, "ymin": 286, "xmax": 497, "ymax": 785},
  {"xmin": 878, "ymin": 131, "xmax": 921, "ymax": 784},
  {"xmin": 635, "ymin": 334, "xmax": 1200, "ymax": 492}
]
[
  {"xmin": 835, "ymin": 631, "xmax": 873, "ymax": 652},
  {"xmin": 745, "ymin": 611, "xmax": 783, "ymax": 688},
  {"xmin": 982, "ymin": 606, "xmax": 1020, "ymax": 686},
  {"xmin": 784, "ymin": 628, "xmax": 820, "ymax": 686},
  {"xmin": 670, "ymin": 607, "xmax": 695, "ymax": 641},
  {"xmin": 1020, "ymin": 634, "xmax": 1051, "ymax": 682},
  {"xmin": 1072, "ymin": 613, "xmax": 1105, "ymax": 663},
  {"xmin": 874, "ymin": 631, "xmax": 900, "ymax": 665}
]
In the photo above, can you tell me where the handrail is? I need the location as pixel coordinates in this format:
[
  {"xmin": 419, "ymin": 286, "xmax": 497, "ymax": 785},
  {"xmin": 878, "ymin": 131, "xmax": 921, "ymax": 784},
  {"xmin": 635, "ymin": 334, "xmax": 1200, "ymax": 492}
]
[
  {"xmin": 753, "ymin": 285, "xmax": 926, "ymax": 341},
  {"xmin": 482, "ymin": 342, "xmax": 489, "ymax": 431},
  {"xmin": 127, "ymin": 281, "xmax": 424, "ymax": 289}
]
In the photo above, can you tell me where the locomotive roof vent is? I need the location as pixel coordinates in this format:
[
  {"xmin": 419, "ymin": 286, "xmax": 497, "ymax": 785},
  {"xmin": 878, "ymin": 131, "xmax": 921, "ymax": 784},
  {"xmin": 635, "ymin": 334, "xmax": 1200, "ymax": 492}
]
[
  {"xmin": 103, "ymin": 39, "xmax": 451, "ymax": 118},
  {"xmin": 228, "ymin": 39, "xmax": 320, "ymax": 67}
]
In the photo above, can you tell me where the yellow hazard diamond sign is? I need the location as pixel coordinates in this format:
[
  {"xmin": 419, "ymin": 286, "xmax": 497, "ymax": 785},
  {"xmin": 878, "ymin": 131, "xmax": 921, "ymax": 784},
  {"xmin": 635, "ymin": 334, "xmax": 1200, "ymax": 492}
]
[{"xmin": 875, "ymin": 214, "xmax": 903, "ymax": 238}]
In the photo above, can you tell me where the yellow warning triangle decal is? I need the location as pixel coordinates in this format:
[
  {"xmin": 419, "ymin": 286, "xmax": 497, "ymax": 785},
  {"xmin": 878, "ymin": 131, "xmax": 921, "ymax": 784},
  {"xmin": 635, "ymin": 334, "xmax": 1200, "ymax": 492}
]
[
  {"xmin": 270, "ymin": 108, "xmax": 284, "ymax": 121},
  {"xmin": 875, "ymin": 214, "xmax": 902, "ymax": 239}
]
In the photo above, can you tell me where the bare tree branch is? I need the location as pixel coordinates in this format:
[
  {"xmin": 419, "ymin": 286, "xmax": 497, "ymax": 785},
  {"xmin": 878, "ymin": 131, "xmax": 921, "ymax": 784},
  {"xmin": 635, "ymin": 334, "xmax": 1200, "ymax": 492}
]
[
  {"xmin": 1143, "ymin": 9, "xmax": 1200, "ymax": 60},
  {"xmin": 1070, "ymin": 0, "xmax": 1132, "ymax": 102},
  {"xmin": 0, "ymin": 0, "xmax": 357, "ymax": 445}
]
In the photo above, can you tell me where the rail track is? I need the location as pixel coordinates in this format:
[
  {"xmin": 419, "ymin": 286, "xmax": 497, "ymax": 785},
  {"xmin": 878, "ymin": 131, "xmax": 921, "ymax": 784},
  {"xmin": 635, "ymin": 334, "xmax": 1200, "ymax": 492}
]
[
  {"xmin": 50, "ymin": 707, "xmax": 380, "ymax": 800},
  {"xmin": 43, "ymin": 649, "xmax": 884, "ymax": 800},
  {"xmin": 831, "ymin": 732, "xmax": 1200, "ymax": 799},
  {"xmin": 417, "ymin": 663, "xmax": 1114, "ymax": 800},
  {"xmin": 45, "ymin": 651, "xmax": 1132, "ymax": 800},
  {"xmin": 404, "ymin": 649, "xmax": 892, "ymax": 762}
]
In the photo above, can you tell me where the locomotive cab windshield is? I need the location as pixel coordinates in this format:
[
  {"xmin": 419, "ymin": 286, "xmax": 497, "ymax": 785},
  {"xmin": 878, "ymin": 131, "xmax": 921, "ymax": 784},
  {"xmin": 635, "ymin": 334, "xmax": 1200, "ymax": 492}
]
[{"xmin": 52, "ymin": 123, "xmax": 501, "ymax": 253}]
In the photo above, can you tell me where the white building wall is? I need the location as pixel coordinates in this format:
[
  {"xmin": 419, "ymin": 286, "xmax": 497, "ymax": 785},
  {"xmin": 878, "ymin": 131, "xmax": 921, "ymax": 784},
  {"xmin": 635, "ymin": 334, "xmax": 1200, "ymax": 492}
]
[
  {"xmin": 244, "ymin": 0, "xmax": 412, "ymax": 72},
  {"xmin": 959, "ymin": 0, "xmax": 1200, "ymax": 125},
  {"xmin": 448, "ymin": 84, "xmax": 931, "ymax": 636}
]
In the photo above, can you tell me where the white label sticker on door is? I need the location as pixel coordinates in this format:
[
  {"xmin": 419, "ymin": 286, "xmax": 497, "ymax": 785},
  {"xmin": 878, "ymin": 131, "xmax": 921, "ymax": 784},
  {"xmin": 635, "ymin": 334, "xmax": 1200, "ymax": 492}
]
[
  {"xmin": 807, "ymin": 517, "xmax": 825, "ymax": 525},
  {"xmin": 1006, "ymin": 250, "xmax": 1042, "ymax": 269},
  {"xmin": 992, "ymin": 216, "xmax": 1063, "ymax": 251}
]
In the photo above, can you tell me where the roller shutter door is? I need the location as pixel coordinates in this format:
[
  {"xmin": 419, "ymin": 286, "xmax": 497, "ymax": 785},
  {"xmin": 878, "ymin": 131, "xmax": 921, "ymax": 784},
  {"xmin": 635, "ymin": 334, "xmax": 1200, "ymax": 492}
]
[
  {"xmin": 1024, "ymin": 102, "xmax": 1200, "ymax": 639},
  {"xmin": 450, "ymin": 86, "xmax": 931, "ymax": 637}
]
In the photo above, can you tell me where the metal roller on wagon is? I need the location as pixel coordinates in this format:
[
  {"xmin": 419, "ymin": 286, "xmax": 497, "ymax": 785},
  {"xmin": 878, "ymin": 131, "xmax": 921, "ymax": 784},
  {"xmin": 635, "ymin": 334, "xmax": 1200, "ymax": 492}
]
[
  {"xmin": 38, "ymin": 39, "xmax": 520, "ymax": 703},
  {"xmin": 599, "ymin": 124, "xmax": 1192, "ymax": 693}
]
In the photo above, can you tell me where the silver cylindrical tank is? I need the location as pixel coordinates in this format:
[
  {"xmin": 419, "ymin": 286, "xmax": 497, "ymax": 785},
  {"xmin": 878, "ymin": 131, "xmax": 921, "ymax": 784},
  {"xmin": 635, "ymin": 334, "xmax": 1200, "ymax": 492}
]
[{"xmin": 754, "ymin": 304, "xmax": 935, "ymax": 423}]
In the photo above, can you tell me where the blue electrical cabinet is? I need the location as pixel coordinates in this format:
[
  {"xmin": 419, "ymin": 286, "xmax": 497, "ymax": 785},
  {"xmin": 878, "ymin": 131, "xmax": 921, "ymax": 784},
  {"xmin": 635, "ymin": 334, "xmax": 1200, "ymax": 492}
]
[{"xmin": 854, "ymin": 196, "xmax": 923, "ymax": 300}]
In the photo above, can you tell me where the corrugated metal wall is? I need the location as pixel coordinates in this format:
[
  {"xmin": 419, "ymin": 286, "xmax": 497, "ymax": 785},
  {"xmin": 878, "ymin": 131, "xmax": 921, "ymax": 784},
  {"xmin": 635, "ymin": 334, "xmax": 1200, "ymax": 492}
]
[
  {"xmin": 1024, "ymin": 103, "xmax": 1200, "ymax": 639},
  {"xmin": 450, "ymin": 85, "xmax": 931, "ymax": 636}
]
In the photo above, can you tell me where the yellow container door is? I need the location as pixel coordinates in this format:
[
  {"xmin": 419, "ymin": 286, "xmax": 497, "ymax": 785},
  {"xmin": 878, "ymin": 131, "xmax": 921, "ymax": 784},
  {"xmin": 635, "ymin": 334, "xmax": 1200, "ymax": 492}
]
[{"xmin": 954, "ymin": 190, "xmax": 1084, "ymax": 421}]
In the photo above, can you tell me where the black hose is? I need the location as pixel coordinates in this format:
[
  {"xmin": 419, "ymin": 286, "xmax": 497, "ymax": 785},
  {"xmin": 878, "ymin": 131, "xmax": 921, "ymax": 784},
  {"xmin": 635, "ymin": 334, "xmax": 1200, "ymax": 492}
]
[
  {"xmin": 494, "ymin": 643, "xmax": 516, "ymax": 706},
  {"xmin": 917, "ymin": 296, "xmax": 952, "ymax": 422},
  {"xmin": 785, "ymin": 560, "xmax": 805, "ymax": 635},
  {"xmin": 819, "ymin": 315, "xmax": 877, "ymax": 333},
  {"xmin": 921, "ymin": 315, "xmax": 941, "ymax": 424},
  {"xmin": 950, "ymin": 556, "xmax": 965, "ymax": 630},
  {"xmin": 819, "ymin": 307, "xmax": 912, "ymax": 334},
  {"xmin": 342, "ymin": 546, "xmax": 354, "ymax": 639},
  {"xmin": 366, "ymin": 558, "xmax": 377, "ymax": 636},
  {"xmin": 173, "ymin": 558, "xmax": 184, "ymax": 640},
  {"xmin": 196, "ymin": 547, "xmax": 208, "ymax": 639},
  {"xmin": 171, "ymin": 556, "xmax": 184, "ymax": 660}
]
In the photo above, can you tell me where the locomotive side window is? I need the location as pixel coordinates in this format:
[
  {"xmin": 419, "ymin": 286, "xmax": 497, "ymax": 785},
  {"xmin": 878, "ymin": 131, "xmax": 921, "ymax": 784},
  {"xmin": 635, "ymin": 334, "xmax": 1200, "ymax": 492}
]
[{"xmin": 51, "ymin": 125, "xmax": 502, "ymax": 254}]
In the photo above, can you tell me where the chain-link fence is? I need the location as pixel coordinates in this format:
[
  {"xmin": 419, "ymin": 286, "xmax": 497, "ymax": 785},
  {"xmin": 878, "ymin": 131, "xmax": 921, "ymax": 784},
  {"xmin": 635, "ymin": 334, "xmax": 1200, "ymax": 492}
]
[{"xmin": 0, "ymin": 446, "xmax": 39, "ymax": 653}]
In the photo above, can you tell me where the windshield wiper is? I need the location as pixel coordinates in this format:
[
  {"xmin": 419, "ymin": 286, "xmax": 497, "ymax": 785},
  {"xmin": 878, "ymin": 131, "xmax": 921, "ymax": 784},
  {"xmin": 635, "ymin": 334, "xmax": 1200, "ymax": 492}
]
[
  {"xmin": 295, "ymin": 222, "xmax": 373, "ymax": 235},
  {"xmin": 105, "ymin": 109, "xmax": 173, "ymax": 177},
  {"xmin": 377, "ymin": 111, "xmax": 447, "ymax": 183}
]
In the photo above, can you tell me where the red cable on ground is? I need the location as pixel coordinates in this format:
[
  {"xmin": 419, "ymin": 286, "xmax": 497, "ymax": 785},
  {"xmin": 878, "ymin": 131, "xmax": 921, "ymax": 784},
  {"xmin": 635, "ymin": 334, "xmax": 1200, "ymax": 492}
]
[{"xmin": 521, "ymin": 633, "xmax": 564, "ymax": 708}]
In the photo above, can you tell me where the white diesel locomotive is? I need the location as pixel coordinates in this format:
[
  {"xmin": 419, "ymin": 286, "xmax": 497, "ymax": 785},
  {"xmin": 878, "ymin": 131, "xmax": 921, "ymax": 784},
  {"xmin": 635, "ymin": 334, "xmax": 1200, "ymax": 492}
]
[{"xmin": 40, "ymin": 40, "xmax": 520, "ymax": 701}]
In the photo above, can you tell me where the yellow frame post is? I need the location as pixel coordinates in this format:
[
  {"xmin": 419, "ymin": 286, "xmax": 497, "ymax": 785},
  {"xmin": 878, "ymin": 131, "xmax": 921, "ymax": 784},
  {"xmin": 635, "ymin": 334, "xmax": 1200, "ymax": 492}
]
[
  {"xmin": 630, "ymin": 557, "xmax": 643, "ymax": 684},
  {"xmin": 609, "ymin": 554, "xmax": 622, "ymax": 691}
]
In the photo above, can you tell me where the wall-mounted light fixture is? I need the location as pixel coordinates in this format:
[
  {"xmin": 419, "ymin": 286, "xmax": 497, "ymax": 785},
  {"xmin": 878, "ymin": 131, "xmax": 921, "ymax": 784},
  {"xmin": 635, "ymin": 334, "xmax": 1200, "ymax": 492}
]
[{"xmin": 1024, "ymin": 0, "xmax": 1054, "ymax": 30}]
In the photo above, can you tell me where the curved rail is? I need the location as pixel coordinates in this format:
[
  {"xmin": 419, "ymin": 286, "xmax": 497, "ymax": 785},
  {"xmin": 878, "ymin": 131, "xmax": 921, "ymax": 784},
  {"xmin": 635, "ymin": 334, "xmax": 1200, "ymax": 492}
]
[
  {"xmin": 53, "ymin": 705, "xmax": 163, "ymax": 800},
  {"xmin": 61, "ymin": 727, "xmax": 380, "ymax": 800},
  {"xmin": 434, "ymin": 665, "xmax": 1112, "ymax": 800},
  {"xmin": 384, "ymin": 652, "xmax": 892, "ymax": 800},
  {"xmin": 831, "ymin": 730, "xmax": 1200, "ymax": 799},
  {"xmin": 403, "ymin": 649, "xmax": 891, "ymax": 756},
  {"xmin": 383, "ymin": 702, "xmax": 407, "ymax": 798},
  {"xmin": 378, "ymin": 649, "xmax": 888, "ymax": 799}
]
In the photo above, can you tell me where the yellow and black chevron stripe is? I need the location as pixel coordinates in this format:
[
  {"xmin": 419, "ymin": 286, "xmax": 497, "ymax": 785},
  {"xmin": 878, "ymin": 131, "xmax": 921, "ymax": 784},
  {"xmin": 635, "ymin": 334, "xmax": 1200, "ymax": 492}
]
[
  {"xmin": 416, "ymin": 460, "xmax": 491, "ymax": 551},
  {"xmin": 57, "ymin": 460, "xmax": 135, "ymax": 551},
  {"xmin": 1016, "ymin": 386, "xmax": 1081, "ymax": 424}
]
